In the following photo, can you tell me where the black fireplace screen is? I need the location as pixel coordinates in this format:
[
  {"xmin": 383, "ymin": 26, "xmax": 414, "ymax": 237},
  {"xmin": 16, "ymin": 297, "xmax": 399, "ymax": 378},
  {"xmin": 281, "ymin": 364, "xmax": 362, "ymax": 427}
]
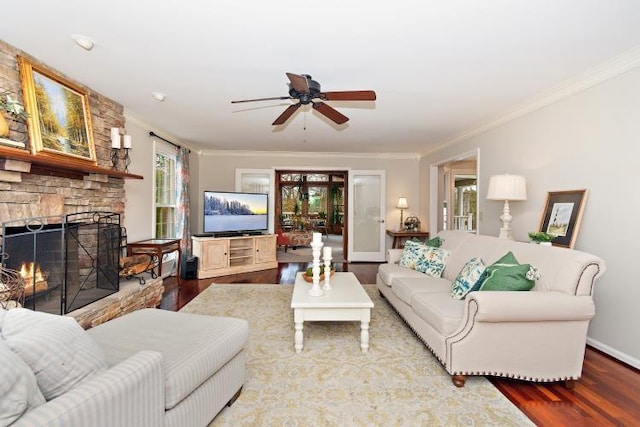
[{"xmin": 1, "ymin": 212, "xmax": 121, "ymax": 314}]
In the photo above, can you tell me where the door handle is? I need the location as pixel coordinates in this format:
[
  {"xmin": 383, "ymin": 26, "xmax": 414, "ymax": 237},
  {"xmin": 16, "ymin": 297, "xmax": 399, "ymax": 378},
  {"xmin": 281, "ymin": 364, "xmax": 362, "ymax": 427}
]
[{"xmin": 378, "ymin": 219, "xmax": 385, "ymax": 223}]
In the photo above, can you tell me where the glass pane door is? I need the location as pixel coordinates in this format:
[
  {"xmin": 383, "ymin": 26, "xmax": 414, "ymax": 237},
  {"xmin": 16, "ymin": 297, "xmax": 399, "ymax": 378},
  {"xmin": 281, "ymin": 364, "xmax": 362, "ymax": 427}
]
[{"xmin": 347, "ymin": 170, "xmax": 386, "ymax": 262}]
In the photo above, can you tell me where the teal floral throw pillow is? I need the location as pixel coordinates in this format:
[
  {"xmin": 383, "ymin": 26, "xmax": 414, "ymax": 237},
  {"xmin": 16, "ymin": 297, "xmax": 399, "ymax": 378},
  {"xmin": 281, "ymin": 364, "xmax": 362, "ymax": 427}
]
[
  {"xmin": 479, "ymin": 251, "xmax": 540, "ymax": 292},
  {"xmin": 398, "ymin": 240, "xmax": 424, "ymax": 270},
  {"xmin": 451, "ymin": 257, "xmax": 487, "ymax": 300},
  {"xmin": 399, "ymin": 240, "xmax": 450, "ymax": 277}
]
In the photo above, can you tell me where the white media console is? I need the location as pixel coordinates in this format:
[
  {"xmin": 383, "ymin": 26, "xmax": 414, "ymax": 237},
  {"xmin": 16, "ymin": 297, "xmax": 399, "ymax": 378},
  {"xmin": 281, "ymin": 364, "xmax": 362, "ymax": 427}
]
[{"xmin": 191, "ymin": 234, "xmax": 277, "ymax": 278}]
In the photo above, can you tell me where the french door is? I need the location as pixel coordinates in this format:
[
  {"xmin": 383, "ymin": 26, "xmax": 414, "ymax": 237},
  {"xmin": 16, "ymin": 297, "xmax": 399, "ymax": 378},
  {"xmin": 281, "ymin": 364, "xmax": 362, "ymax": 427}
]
[{"xmin": 347, "ymin": 170, "xmax": 386, "ymax": 262}]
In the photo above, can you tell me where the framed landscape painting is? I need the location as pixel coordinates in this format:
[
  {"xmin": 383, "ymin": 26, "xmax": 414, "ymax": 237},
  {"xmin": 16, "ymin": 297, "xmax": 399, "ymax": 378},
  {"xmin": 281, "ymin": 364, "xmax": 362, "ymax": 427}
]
[
  {"xmin": 18, "ymin": 56, "xmax": 96, "ymax": 163},
  {"xmin": 539, "ymin": 189, "xmax": 588, "ymax": 248}
]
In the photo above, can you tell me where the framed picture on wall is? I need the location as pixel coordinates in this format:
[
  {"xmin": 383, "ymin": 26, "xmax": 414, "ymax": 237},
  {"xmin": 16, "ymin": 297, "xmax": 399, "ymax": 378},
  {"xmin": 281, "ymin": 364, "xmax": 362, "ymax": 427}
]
[
  {"xmin": 17, "ymin": 56, "xmax": 96, "ymax": 163},
  {"xmin": 539, "ymin": 189, "xmax": 588, "ymax": 248}
]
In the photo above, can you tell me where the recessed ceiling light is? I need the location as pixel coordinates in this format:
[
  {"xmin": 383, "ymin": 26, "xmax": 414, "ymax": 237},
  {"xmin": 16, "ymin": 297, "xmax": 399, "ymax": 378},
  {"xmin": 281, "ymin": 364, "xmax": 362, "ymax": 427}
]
[
  {"xmin": 71, "ymin": 34, "xmax": 95, "ymax": 51},
  {"xmin": 152, "ymin": 92, "xmax": 166, "ymax": 102}
]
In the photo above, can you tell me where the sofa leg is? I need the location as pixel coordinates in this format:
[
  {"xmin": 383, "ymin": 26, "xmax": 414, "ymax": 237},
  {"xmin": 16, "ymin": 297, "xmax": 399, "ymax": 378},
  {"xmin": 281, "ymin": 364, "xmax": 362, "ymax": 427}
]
[
  {"xmin": 452, "ymin": 375, "xmax": 466, "ymax": 387},
  {"xmin": 564, "ymin": 379, "xmax": 576, "ymax": 389},
  {"xmin": 227, "ymin": 387, "xmax": 243, "ymax": 407}
]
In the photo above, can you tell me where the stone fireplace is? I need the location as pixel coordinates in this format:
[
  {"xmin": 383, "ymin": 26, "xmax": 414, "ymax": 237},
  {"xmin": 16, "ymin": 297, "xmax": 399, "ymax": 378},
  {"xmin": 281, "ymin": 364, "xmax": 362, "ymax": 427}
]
[
  {"xmin": 0, "ymin": 40, "xmax": 162, "ymax": 327},
  {"xmin": 1, "ymin": 212, "xmax": 121, "ymax": 314}
]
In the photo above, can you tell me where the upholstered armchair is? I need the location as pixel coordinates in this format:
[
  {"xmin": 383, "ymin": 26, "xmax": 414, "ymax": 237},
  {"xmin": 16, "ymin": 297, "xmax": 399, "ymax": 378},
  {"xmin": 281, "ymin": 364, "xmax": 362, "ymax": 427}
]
[{"xmin": 276, "ymin": 231, "xmax": 292, "ymax": 252}]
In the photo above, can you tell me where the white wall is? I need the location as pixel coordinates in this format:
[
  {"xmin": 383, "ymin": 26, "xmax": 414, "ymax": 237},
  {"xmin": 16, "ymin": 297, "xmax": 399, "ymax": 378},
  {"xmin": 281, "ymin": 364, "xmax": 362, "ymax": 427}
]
[
  {"xmin": 420, "ymin": 66, "xmax": 640, "ymax": 368},
  {"xmin": 122, "ymin": 114, "xmax": 156, "ymax": 242},
  {"xmin": 123, "ymin": 113, "xmax": 198, "ymax": 243},
  {"xmin": 193, "ymin": 152, "xmax": 420, "ymax": 244}
]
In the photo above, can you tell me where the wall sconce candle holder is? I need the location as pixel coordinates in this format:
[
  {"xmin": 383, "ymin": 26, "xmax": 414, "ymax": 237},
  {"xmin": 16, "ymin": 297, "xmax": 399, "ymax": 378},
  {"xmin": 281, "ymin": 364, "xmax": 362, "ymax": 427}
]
[
  {"xmin": 110, "ymin": 128, "xmax": 132, "ymax": 172},
  {"xmin": 110, "ymin": 148, "xmax": 131, "ymax": 172}
]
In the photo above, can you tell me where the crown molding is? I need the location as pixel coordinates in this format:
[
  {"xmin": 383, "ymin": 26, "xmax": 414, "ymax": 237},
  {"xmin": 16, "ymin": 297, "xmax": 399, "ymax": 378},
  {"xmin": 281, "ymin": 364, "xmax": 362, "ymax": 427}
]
[
  {"xmin": 199, "ymin": 149, "xmax": 420, "ymax": 160},
  {"xmin": 420, "ymin": 44, "xmax": 640, "ymax": 158}
]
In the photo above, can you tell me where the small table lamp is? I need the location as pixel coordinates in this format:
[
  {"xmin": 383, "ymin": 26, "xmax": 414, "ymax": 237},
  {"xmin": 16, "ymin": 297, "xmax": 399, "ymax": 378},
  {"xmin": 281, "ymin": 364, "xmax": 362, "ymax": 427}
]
[
  {"xmin": 396, "ymin": 197, "xmax": 409, "ymax": 230},
  {"xmin": 486, "ymin": 174, "xmax": 527, "ymax": 240}
]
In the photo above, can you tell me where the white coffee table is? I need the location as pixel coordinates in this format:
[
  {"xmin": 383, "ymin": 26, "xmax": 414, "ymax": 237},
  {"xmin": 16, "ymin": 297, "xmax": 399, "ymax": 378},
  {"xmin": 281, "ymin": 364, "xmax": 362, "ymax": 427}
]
[{"xmin": 290, "ymin": 272, "xmax": 374, "ymax": 353}]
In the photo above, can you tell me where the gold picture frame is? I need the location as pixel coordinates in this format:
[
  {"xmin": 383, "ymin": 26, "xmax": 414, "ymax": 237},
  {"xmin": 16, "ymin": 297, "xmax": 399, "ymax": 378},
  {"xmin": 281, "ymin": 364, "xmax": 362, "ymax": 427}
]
[
  {"xmin": 539, "ymin": 189, "xmax": 588, "ymax": 248},
  {"xmin": 18, "ymin": 56, "xmax": 96, "ymax": 163}
]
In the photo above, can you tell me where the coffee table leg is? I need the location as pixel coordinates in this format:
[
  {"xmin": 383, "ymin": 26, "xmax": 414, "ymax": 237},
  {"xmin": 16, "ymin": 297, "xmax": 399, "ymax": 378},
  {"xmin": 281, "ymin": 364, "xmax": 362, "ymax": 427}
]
[
  {"xmin": 294, "ymin": 321, "xmax": 304, "ymax": 353},
  {"xmin": 360, "ymin": 321, "xmax": 370, "ymax": 352}
]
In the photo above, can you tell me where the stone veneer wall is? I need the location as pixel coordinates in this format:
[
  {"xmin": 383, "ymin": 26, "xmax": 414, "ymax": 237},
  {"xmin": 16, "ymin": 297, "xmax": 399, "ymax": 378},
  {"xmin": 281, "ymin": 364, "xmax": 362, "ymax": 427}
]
[
  {"xmin": 0, "ymin": 39, "xmax": 127, "ymax": 224},
  {"xmin": 67, "ymin": 277, "xmax": 164, "ymax": 330}
]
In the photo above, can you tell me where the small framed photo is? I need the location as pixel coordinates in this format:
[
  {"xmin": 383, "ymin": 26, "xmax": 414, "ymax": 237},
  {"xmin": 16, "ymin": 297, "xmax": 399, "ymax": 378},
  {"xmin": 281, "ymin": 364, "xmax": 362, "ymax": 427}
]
[
  {"xmin": 18, "ymin": 56, "xmax": 96, "ymax": 163},
  {"xmin": 539, "ymin": 190, "xmax": 588, "ymax": 248}
]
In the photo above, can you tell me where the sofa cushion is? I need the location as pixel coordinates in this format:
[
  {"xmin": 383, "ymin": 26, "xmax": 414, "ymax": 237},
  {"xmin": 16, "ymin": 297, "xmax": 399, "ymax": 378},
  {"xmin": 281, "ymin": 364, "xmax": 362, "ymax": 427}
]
[
  {"xmin": 0, "ymin": 338, "xmax": 46, "ymax": 425},
  {"xmin": 451, "ymin": 257, "xmax": 487, "ymax": 300},
  {"xmin": 1, "ymin": 308, "xmax": 108, "ymax": 400},
  {"xmin": 392, "ymin": 277, "xmax": 452, "ymax": 305},
  {"xmin": 411, "ymin": 292, "xmax": 465, "ymax": 336},
  {"xmin": 479, "ymin": 251, "xmax": 538, "ymax": 292},
  {"xmin": 378, "ymin": 262, "xmax": 427, "ymax": 287},
  {"xmin": 399, "ymin": 241, "xmax": 450, "ymax": 277},
  {"xmin": 87, "ymin": 308, "xmax": 249, "ymax": 410}
]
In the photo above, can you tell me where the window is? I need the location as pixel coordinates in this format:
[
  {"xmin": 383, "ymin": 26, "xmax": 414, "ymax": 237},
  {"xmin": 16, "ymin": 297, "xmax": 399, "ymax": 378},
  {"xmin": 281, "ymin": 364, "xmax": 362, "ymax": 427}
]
[{"xmin": 155, "ymin": 152, "xmax": 176, "ymax": 238}]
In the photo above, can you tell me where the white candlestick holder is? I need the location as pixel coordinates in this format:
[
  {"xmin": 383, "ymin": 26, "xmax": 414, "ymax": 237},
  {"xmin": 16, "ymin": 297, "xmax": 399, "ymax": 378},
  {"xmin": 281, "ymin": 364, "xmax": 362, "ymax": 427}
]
[
  {"xmin": 309, "ymin": 241, "xmax": 324, "ymax": 296},
  {"xmin": 322, "ymin": 254, "xmax": 332, "ymax": 291}
]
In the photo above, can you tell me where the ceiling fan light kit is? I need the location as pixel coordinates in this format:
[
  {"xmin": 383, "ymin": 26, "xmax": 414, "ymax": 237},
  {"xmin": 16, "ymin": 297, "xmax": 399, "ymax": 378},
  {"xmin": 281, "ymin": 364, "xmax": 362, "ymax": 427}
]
[{"xmin": 231, "ymin": 72, "xmax": 376, "ymax": 126}]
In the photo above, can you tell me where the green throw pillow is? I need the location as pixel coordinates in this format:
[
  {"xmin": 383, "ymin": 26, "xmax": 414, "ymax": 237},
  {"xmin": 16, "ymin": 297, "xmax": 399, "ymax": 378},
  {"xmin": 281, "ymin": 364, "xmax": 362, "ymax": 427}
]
[
  {"xmin": 479, "ymin": 251, "xmax": 539, "ymax": 292},
  {"xmin": 424, "ymin": 236, "xmax": 443, "ymax": 248}
]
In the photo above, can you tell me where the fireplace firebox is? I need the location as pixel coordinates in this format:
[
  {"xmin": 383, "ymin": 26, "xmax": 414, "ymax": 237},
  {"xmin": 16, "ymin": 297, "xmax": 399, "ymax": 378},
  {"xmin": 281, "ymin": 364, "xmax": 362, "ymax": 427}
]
[{"xmin": 1, "ymin": 212, "xmax": 121, "ymax": 314}]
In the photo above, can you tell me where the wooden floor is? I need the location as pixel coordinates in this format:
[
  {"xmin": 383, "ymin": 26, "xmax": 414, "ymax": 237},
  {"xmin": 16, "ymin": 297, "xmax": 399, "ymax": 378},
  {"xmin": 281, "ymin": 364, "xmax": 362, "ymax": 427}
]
[{"xmin": 161, "ymin": 262, "xmax": 640, "ymax": 426}]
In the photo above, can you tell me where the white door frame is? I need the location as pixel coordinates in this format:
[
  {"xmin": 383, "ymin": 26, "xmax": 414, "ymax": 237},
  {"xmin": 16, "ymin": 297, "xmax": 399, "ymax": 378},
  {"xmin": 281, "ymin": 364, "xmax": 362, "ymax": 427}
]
[{"xmin": 429, "ymin": 149, "xmax": 480, "ymax": 234}]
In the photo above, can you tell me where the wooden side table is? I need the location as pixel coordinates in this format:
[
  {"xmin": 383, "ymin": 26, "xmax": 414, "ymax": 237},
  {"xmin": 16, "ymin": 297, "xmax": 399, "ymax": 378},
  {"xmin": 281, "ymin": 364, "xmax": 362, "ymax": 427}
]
[
  {"xmin": 127, "ymin": 238, "xmax": 181, "ymax": 278},
  {"xmin": 386, "ymin": 230, "xmax": 430, "ymax": 249}
]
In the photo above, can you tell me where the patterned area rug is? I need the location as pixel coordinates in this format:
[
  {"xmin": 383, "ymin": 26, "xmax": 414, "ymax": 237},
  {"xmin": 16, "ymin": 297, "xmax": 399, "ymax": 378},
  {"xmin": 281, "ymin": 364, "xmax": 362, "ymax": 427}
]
[{"xmin": 180, "ymin": 284, "xmax": 533, "ymax": 427}]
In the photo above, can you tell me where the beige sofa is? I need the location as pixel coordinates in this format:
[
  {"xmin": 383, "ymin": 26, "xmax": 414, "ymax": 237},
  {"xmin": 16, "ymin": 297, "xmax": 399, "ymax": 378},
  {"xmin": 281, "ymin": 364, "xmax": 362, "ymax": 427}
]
[{"xmin": 377, "ymin": 230, "xmax": 605, "ymax": 387}]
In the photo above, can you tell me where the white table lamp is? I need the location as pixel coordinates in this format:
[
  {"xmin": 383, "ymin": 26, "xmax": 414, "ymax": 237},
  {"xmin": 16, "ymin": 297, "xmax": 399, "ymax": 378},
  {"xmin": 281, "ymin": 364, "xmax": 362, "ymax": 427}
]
[
  {"xmin": 486, "ymin": 174, "xmax": 527, "ymax": 240},
  {"xmin": 396, "ymin": 197, "xmax": 408, "ymax": 230}
]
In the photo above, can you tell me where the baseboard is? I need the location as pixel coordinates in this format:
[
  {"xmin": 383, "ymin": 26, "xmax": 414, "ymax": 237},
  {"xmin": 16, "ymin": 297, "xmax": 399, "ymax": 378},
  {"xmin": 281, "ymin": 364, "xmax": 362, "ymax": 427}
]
[{"xmin": 587, "ymin": 337, "xmax": 640, "ymax": 370}]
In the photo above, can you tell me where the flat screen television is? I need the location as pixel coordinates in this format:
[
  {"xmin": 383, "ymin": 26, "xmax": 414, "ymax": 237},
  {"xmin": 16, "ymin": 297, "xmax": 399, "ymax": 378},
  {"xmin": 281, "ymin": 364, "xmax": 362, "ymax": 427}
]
[{"xmin": 203, "ymin": 191, "xmax": 268, "ymax": 235}]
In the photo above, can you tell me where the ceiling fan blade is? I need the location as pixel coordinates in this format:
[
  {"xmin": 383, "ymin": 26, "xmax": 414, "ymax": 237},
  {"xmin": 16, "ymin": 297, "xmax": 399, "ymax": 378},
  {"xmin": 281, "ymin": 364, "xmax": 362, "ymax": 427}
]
[
  {"xmin": 272, "ymin": 103, "xmax": 302, "ymax": 125},
  {"xmin": 231, "ymin": 96, "xmax": 292, "ymax": 104},
  {"xmin": 286, "ymin": 72, "xmax": 310, "ymax": 93},
  {"xmin": 312, "ymin": 102, "xmax": 349, "ymax": 125},
  {"xmin": 321, "ymin": 90, "xmax": 377, "ymax": 101}
]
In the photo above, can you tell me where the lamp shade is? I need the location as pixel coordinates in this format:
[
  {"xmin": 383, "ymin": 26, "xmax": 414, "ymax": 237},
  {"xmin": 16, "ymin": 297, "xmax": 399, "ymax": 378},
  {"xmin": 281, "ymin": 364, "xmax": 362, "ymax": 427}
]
[
  {"xmin": 396, "ymin": 197, "xmax": 409, "ymax": 209},
  {"xmin": 487, "ymin": 174, "xmax": 527, "ymax": 201}
]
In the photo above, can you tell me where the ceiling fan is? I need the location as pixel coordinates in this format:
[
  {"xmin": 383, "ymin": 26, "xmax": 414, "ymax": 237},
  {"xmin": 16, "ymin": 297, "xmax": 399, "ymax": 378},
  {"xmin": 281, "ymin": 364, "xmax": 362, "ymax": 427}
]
[{"xmin": 231, "ymin": 72, "xmax": 376, "ymax": 126}]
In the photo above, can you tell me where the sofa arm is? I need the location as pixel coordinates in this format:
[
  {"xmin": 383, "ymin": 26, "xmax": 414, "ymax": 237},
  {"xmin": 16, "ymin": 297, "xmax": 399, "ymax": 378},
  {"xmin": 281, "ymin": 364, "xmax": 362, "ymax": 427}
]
[
  {"xmin": 15, "ymin": 351, "xmax": 165, "ymax": 427},
  {"xmin": 466, "ymin": 291, "xmax": 595, "ymax": 322},
  {"xmin": 386, "ymin": 249, "xmax": 404, "ymax": 263}
]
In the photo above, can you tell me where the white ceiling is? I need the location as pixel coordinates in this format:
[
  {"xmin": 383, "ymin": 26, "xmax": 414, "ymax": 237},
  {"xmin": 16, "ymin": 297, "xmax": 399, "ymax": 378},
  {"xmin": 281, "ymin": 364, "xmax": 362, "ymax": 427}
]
[{"xmin": 2, "ymin": 1, "xmax": 640, "ymax": 154}]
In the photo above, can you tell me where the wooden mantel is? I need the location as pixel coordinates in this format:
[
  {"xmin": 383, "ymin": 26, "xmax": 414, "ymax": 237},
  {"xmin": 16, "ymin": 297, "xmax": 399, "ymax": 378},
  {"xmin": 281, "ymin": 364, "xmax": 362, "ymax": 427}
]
[{"xmin": 0, "ymin": 145, "xmax": 143, "ymax": 179}]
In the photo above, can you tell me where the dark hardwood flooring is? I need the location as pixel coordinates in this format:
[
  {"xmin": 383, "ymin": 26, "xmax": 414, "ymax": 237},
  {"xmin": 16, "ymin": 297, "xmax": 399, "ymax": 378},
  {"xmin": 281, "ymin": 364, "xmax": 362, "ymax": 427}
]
[{"xmin": 160, "ymin": 262, "xmax": 640, "ymax": 426}]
